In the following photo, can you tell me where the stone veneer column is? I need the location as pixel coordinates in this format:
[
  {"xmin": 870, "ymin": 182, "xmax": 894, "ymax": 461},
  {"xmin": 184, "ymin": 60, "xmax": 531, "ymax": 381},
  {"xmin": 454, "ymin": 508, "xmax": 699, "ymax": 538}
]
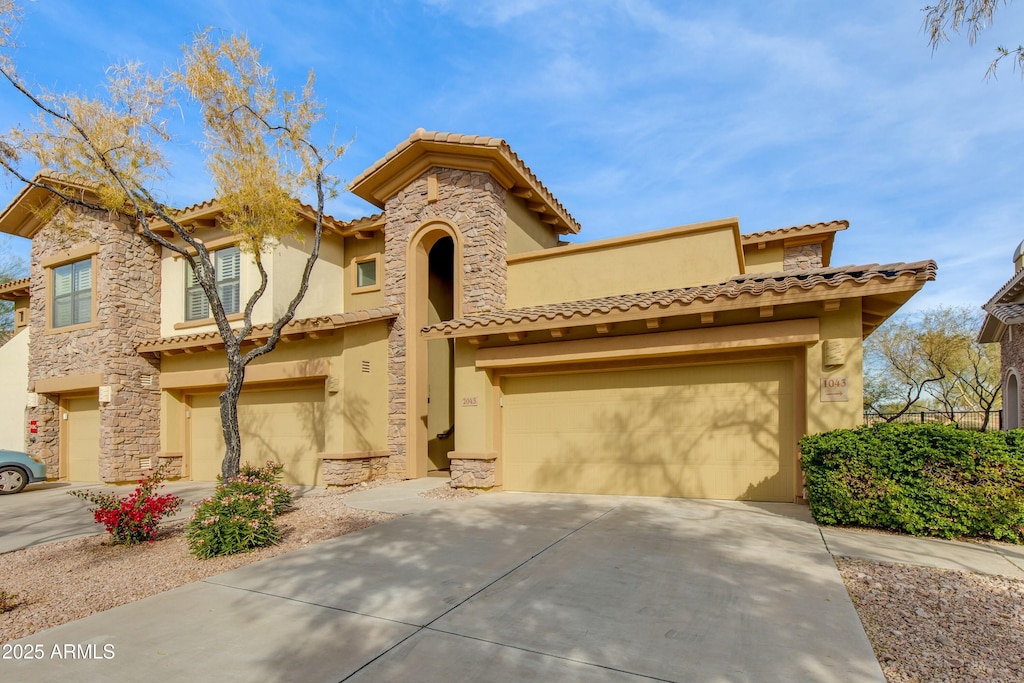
[
  {"xmin": 27, "ymin": 210, "xmax": 162, "ymax": 482},
  {"xmin": 382, "ymin": 168, "xmax": 507, "ymax": 475},
  {"xmin": 1002, "ymin": 328, "xmax": 1024, "ymax": 429},
  {"xmin": 783, "ymin": 242, "xmax": 823, "ymax": 270}
]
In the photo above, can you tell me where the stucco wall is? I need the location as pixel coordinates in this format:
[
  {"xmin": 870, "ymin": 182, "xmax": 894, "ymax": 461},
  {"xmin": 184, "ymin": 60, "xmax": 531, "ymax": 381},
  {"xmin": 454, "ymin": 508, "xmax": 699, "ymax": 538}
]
[
  {"xmin": 505, "ymin": 195, "xmax": 559, "ymax": 255},
  {"xmin": 0, "ymin": 327, "xmax": 29, "ymax": 451},
  {"xmin": 343, "ymin": 232, "xmax": 386, "ymax": 312},
  {"xmin": 507, "ymin": 223, "xmax": 742, "ymax": 308},
  {"xmin": 804, "ymin": 300, "xmax": 864, "ymax": 436}
]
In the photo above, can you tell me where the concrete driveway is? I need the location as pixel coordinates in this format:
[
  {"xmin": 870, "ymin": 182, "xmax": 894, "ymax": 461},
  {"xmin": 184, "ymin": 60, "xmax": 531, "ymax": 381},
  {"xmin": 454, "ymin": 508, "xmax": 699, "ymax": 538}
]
[
  {"xmin": 0, "ymin": 480, "xmax": 218, "ymax": 554},
  {"xmin": 2, "ymin": 492, "xmax": 884, "ymax": 682}
]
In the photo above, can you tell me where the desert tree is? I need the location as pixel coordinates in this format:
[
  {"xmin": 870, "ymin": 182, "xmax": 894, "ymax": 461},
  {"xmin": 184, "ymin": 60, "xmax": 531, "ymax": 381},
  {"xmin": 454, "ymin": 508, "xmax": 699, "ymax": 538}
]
[
  {"xmin": 0, "ymin": 1, "xmax": 344, "ymax": 478},
  {"xmin": 923, "ymin": 0, "xmax": 1023, "ymax": 77},
  {"xmin": 864, "ymin": 306, "xmax": 1001, "ymax": 427}
]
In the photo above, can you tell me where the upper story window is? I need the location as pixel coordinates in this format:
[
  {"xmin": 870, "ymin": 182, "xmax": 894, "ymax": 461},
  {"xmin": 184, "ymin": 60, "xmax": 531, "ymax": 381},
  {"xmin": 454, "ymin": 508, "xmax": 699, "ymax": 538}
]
[
  {"xmin": 185, "ymin": 247, "xmax": 241, "ymax": 321},
  {"xmin": 51, "ymin": 259, "xmax": 92, "ymax": 328},
  {"xmin": 353, "ymin": 254, "xmax": 381, "ymax": 293}
]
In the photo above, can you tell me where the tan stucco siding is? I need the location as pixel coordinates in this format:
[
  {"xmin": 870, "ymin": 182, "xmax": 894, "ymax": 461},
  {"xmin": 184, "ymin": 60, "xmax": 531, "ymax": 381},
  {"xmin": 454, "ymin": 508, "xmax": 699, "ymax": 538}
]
[
  {"xmin": 0, "ymin": 327, "xmax": 29, "ymax": 451},
  {"xmin": 742, "ymin": 244, "xmax": 785, "ymax": 273},
  {"xmin": 160, "ymin": 227, "xmax": 345, "ymax": 337},
  {"xmin": 505, "ymin": 195, "xmax": 559, "ymax": 255},
  {"xmin": 343, "ymin": 233, "xmax": 385, "ymax": 311},
  {"xmin": 453, "ymin": 339, "xmax": 497, "ymax": 456},
  {"xmin": 507, "ymin": 223, "xmax": 743, "ymax": 308},
  {"xmin": 337, "ymin": 322, "xmax": 390, "ymax": 454},
  {"xmin": 283, "ymin": 230, "xmax": 345, "ymax": 321},
  {"xmin": 805, "ymin": 301, "xmax": 864, "ymax": 435}
]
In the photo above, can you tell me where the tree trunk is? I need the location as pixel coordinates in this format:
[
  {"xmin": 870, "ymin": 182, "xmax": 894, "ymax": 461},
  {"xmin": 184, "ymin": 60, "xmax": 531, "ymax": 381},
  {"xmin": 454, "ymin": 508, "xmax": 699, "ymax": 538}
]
[{"xmin": 219, "ymin": 352, "xmax": 246, "ymax": 480}]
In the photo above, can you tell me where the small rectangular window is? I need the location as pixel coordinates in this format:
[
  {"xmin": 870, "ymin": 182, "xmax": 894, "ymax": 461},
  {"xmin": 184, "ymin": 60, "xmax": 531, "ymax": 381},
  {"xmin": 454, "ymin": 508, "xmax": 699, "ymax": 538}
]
[
  {"xmin": 51, "ymin": 258, "xmax": 92, "ymax": 328},
  {"xmin": 185, "ymin": 246, "xmax": 241, "ymax": 321},
  {"xmin": 356, "ymin": 259, "xmax": 377, "ymax": 288}
]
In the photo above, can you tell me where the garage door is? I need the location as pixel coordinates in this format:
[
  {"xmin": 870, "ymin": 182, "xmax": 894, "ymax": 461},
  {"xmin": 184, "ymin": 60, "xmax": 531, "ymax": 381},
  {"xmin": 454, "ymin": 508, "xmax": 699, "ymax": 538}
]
[
  {"xmin": 66, "ymin": 396, "xmax": 100, "ymax": 481},
  {"xmin": 189, "ymin": 386, "xmax": 325, "ymax": 485},
  {"xmin": 502, "ymin": 360, "xmax": 794, "ymax": 501}
]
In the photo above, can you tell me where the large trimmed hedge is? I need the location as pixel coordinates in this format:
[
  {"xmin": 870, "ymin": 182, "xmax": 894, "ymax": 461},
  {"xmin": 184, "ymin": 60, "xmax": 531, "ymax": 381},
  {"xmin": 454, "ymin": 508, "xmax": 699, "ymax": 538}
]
[{"xmin": 800, "ymin": 423, "xmax": 1024, "ymax": 543}]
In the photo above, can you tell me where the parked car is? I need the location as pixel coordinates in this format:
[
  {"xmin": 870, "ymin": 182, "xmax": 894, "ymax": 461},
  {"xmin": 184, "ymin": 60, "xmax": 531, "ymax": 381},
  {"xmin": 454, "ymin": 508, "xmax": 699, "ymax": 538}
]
[{"xmin": 0, "ymin": 450, "xmax": 47, "ymax": 494}]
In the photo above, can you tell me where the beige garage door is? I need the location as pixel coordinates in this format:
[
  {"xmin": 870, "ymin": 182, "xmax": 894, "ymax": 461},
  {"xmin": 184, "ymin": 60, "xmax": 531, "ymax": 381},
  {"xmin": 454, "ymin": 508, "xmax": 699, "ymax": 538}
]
[
  {"xmin": 66, "ymin": 396, "xmax": 100, "ymax": 481},
  {"xmin": 502, "ymin": 360, "xmax": 795, "ymax": 501},
  {"xmin": 189, "ymin": 386, "xmax": 325, "ymax": 485}
]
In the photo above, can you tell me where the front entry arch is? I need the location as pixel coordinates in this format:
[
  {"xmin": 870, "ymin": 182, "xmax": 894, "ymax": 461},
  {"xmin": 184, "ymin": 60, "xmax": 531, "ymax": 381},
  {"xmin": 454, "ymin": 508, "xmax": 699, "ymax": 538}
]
[{"xmin": 406, "ymin": 220, "xmax": 463, "ymax": 478}]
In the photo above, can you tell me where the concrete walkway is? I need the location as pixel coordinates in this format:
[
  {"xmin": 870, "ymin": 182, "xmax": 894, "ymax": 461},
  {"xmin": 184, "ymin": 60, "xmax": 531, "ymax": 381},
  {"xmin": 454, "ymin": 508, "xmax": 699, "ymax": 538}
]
[{"xmin": 2, "ymin": 487, "xmax": 885, "ymax": 682}]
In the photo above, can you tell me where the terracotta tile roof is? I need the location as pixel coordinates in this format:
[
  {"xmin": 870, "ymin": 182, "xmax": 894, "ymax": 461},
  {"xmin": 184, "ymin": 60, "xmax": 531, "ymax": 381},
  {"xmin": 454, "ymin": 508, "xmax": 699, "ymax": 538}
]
[
  {"xmin": 350, "ymin": 129, "xmax": 581, "ymax": 234},
  {"xmin": 987, "ymin": 303, "xmax": 1024, "ymax": 325},
  {"xmin": 984, "ymin": 269, "xmax": 1024, "ymax": 307},
  {"xmin": 0, "ymin": 277, "xmax": 30, "ymax": 301},
  {"xmin": 425, "ymin": 260, "xmax": 937, "ymax": 335},
  {"xmin": 137, "ymin": 306, "xmax": 401, "ymax": 355},
  {"xmin": 740, "ymin": 220, "xmax": 849, "ymax": 244}
]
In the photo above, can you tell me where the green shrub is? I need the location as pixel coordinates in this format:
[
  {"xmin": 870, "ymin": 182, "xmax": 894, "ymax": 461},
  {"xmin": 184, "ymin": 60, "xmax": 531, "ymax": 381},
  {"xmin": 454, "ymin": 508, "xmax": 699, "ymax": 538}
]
[
  {"xmin": 186, "ymin": 461, "xmax": 294, "ymax": 558},
  {"xmin": 801, "ymin": 423, "xmax": 1024, "ymax": 543}
]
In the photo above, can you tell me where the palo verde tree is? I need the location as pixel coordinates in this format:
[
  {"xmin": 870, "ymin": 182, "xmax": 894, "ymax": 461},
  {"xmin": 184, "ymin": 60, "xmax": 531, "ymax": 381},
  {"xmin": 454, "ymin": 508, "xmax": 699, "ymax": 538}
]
[
  {"xmin": 924, "ymin": 0, "xmax": 1023, "ymax": 76},
  {"xmin": 864, "ymin": 306, "xmax": 1001, "ymax": 428},
  {"xmin": 0, "ymin": 1, "xmax": 343, "ymax": 479}
]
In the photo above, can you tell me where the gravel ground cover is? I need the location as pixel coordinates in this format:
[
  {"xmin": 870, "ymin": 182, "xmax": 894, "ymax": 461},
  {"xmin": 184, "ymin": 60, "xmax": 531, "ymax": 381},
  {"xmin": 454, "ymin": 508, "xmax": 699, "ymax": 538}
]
[
  {"xmin": 0, "ymin": 485, "xmax": 397, "ymax": 643},
  {"xmin": 837, "ymin": 557, "xmax": 1024, "ymax": 682}
]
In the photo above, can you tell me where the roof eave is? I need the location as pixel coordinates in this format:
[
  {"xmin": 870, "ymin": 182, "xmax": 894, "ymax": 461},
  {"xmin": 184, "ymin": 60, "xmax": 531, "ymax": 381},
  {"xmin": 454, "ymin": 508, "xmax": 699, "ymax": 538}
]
[{"xmin": 349, "ymin": 131, "xmax": 581, "ymax": 235}]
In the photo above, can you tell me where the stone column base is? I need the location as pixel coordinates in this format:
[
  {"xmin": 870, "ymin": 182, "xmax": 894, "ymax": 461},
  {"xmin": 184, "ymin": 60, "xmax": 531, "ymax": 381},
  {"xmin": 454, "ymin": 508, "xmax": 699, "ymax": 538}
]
[
  {"xmin": 320, "ymin": 451, "xmax": 390, "ymax": 486},
  {"xmin": 449, "ymin": 452, "xmax": 499, "ymax": 489}
]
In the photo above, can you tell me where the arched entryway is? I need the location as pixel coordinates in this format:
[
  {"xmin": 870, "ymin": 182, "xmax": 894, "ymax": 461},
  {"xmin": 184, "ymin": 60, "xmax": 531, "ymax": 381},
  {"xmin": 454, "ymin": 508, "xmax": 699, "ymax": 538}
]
[
  {"xmin": 1005, "ymin": 370, "xmax": 1019, "ymax": 430},
  {"xmin": 406, "ymin": 220, "xmax": 462, "ymax": 478}
]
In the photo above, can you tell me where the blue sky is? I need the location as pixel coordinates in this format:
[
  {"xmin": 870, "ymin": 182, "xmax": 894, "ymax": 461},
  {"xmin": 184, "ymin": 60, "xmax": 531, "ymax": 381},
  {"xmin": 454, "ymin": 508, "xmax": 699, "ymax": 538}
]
[{"xmin": 2, "ymin": 0, "xmax": 1023, "ymax": 313}]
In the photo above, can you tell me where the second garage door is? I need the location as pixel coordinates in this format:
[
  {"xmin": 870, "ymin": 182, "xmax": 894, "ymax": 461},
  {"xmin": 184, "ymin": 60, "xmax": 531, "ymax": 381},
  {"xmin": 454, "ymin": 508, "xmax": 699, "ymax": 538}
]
[
  {"xmin": 502, "ymin": 360, "xmax": 795, "ymax": 502},
  {"xmin": 189, "ymin": 386, "xmax": 325, "ymax": 485}
]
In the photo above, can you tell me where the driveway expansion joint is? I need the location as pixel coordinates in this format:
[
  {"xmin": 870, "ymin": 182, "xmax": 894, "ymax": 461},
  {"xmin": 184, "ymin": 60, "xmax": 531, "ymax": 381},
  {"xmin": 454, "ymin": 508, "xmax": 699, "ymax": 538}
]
[{"xmin": 339, "ymin": 504, "xmax": 618, "ymax": 682}]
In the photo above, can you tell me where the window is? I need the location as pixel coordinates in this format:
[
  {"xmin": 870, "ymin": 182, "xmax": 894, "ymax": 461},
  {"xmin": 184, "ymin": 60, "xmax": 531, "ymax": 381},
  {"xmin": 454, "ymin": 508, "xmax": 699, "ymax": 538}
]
[
  {"xmin": 51, "ymin": 258, "xmax": 92, "ymax": 328},
  {"xmin": 353, "ymin": 255, "xmax": 381, "ymax": 293},
  {"xmin": 185, "ymin": 247, "xmax": 241, "ymax": 321}
]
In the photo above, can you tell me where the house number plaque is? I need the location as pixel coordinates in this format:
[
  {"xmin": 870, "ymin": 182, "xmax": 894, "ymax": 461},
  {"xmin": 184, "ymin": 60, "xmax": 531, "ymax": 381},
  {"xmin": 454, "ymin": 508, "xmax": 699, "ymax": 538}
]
[{"xmin": 820, "ymin": 376, "xmax": 848, "ymax": 402}]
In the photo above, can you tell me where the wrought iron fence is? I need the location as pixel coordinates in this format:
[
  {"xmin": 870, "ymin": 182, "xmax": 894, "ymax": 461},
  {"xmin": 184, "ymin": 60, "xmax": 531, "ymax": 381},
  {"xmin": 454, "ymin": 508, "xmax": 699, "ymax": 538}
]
[{"xmin": 863, "ymin": 410, "xmax": 1002, "ymax": 432}]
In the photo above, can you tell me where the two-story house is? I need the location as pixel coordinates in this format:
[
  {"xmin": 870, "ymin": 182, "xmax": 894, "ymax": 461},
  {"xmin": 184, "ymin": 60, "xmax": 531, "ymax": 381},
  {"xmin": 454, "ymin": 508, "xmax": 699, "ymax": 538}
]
[
  {"xmin": 0, "ymin": 130, "xmax": 935, "ymax": 501},
  {"xmin": 979, "ymin": 240, "xmax": 1024, "ymax": 429}
]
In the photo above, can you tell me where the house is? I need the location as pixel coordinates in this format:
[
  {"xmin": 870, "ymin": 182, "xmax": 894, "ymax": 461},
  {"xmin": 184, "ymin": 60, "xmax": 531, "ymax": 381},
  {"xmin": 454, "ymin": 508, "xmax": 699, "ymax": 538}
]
[
  {"xmin": 0, "ymin": 130, "xmax": 936, "ymax": 502},
  {"xmin": 978, "ymin": 240, "xmax": 1024, "ymax": 429}
]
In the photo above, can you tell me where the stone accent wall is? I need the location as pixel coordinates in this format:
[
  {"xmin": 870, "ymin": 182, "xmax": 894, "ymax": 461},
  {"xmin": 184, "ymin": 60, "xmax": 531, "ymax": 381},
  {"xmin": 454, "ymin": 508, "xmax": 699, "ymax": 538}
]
[
  {"xmin": 321, "ymin": 455, "xmax": 389, "ymax": 486},
  {"xmin": 382, "ymin": 168, "xmax": 508, "ymax": 475},
  {"xmin": 1001, "ymin": 325, "xmax": 1024, "ymax": 428},
  {"xmin": 783, "ymin": 242, "xmax": 823, "ymax": 270},
  {"xmin": 27, "ymin": 210, "xmax": 162, "ymax": 482},
  {"xmin": 450, "ymin": 456, "xmax": 497, "ymax": 489}
]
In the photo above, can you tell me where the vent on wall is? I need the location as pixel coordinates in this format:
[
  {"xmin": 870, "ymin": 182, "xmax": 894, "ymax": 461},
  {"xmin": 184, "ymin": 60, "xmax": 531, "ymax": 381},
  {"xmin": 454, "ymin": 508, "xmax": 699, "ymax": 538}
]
[
  {"xmin": 361, "ymin": 360, "xmax": 371, "ymax": 374},
  {"xmin": 140, "ymin": 375, "xmax": 154, "ymax": 387},
  {"xmin": 139, "ymin": 457, "xmax": 152, "ymax": 470}
]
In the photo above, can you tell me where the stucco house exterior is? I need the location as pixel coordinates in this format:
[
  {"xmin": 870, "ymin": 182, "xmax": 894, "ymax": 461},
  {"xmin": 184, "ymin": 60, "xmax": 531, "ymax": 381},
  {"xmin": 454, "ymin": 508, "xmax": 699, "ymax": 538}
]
[
  {"xmin": 979, "ymin": 241, "xmax": 1024, "ymax": 429},
  {"xmin": 0, "ymin": 130, "xmax": 935, "ymax": 502}
]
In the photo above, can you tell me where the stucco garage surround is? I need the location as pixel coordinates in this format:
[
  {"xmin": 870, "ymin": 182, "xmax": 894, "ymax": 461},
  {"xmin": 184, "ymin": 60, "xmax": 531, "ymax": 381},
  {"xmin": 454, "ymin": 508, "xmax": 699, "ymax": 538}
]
[
  {"xmin": 502, "ymin": 359, "xmax": 795, "ymax": 501},
  {"xmin": 188, "ymin": 386, "xmax": 326, "ymax": 485}
]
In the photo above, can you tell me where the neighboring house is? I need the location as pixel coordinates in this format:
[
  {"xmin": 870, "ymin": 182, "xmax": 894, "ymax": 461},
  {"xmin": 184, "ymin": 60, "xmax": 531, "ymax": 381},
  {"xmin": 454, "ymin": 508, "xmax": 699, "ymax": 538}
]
[
  {"xmin": 0, "ymin": 130, "xmax": 936, "ymax": 501},
  {"xmin": 979, "ymin": 240, "xmax": 1024, "ymax": 429}
]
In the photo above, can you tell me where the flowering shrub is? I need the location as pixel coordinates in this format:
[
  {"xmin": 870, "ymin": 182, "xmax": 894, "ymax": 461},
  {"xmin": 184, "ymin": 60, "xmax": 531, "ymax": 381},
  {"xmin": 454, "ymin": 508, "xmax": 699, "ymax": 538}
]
[
  {"xmin": 69, "ymin": 465, "xmax": 182, "ymax": 545},
  {"xmin": 186, "ymin": 461, "xmax": 294, "ymax": 558}
]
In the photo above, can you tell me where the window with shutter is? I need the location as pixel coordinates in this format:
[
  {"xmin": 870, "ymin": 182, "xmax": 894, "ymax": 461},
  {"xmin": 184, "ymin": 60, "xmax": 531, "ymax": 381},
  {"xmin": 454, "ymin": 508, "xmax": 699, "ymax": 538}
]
[
  {"xmin": 51, "ymin": 258, "xmax": 92, "ymax": 328},
  {"xmin": 185, "ymin": 246, "xmax": 241, "ymax": 321}
]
